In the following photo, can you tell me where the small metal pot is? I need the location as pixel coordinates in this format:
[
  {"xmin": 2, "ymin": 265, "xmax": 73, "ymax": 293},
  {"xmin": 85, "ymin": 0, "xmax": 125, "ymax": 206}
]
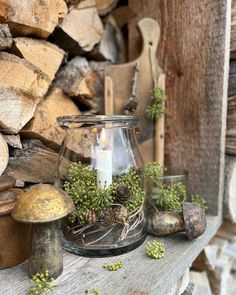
[{"xmin": 0, "ymin": 189, "xmax": 31, "ymax": 269}]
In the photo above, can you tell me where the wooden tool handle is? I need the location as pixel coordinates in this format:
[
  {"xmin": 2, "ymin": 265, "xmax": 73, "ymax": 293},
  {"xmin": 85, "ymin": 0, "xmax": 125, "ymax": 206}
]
[{"xmin": 138, "ymin": 18, "xmax": 160, "ymax": 52}]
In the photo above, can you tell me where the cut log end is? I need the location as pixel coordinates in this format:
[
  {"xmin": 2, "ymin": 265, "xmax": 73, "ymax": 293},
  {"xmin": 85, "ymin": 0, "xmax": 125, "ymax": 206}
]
[
  {"xmin": 55, "ymin": 0, "xmax": 103, "ymax": 54},
  {"xmin": 0, "ymin": 0, "xmax": 68, "ymax": 38},
  {"xmin": 0, "ymin": 133, "xmax": 9, "ymax": 175}
]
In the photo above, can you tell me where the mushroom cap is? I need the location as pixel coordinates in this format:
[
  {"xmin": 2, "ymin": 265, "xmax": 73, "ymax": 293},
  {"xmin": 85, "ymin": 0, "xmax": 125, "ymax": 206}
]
[
  {"xmin": 11, "ymin": 184, "xmax": 74, "ymax": 223},
  {"xmin": 183, "ymin": 202, "xmax": 207, "ymax": 240}
]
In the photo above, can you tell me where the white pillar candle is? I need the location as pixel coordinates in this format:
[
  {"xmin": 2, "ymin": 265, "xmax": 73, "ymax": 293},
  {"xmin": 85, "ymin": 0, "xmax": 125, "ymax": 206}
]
[{"xmin": 96, "ymin": 128, "xmax": 112, "ymax": 188}]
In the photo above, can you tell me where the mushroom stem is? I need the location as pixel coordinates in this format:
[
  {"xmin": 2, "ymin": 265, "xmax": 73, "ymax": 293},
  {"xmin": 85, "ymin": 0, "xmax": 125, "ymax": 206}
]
[
  {"xmin": 148, "ymin": 211, "xmax": 185, "ymax": 236},
  {"xmin": 29, "ymin": 222, "xmax": 63, "ymax": 279}
]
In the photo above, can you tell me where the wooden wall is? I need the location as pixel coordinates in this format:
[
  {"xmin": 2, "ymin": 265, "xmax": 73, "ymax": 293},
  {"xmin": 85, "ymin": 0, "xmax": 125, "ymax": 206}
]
[{"xmin": 129, "ymin": 0, "xmax": 231, "ymax": 215}]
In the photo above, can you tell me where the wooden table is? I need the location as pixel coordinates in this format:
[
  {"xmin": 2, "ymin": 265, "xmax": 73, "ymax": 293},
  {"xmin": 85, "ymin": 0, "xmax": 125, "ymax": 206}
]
[{"xmin": 0, "ymin": 216, "xmax": 220, "ymax": 295}]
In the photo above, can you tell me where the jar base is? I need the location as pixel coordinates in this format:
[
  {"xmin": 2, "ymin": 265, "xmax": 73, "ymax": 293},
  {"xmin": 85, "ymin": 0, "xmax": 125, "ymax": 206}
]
[{"xmin": 62, "ymin": 232, "xmax": 147, "ymax": 257}]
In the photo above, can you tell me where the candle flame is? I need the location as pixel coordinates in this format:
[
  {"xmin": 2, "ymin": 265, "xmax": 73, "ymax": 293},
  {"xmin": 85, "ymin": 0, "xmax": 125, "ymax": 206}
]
[{"xmin": 101, "ymin": 128, "xmax": 106, "ymax": 145}]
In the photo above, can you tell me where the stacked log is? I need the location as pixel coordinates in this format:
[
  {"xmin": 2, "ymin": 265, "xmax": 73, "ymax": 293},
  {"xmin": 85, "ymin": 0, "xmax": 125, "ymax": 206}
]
[
  {"xmin": 0, "ymin": 0, "xmax": 126, "ymax": 183},
  {"xmin": 190, "ymin": 222, "xmax": 236, "ymax": 295}
]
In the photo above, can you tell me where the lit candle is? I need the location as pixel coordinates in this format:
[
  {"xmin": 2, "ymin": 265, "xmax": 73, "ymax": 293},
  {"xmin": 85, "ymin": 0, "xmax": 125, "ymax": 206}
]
[{"xmin": 96, "ymin": 128, "xmax": 112, "ymax": 188}]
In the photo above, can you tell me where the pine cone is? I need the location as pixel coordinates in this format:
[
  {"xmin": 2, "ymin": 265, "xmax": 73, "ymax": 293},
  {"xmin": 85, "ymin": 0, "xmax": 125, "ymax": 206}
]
[
  {"xmin": 114, "ymin": 183, "xmax": 131, "ymax": 204},
  {"xmin": 112, "ymin": 206, "xmax": 129, "ymax": 224}
]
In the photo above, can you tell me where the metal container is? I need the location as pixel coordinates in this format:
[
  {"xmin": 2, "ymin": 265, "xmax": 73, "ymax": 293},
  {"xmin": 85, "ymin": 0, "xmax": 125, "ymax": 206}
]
[{"xmin": 0, "ymin": 189, "xmax": 31, "ymax": 269}]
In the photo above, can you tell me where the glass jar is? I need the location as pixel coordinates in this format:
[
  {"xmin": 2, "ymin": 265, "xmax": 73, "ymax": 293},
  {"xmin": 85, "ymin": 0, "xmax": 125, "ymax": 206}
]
[
  {"xmin": 146, "ymin": 168, "xmax": 188, "ymax": 215},
  {"xmin": 56, "ymin": 115, "xmax": 147, "ymax": 256}
]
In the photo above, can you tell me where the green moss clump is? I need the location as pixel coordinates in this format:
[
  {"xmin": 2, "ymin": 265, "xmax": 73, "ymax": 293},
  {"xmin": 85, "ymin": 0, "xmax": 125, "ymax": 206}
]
[
  {"xmin": 64, "ymin": 162, "xmax": 114, "ymax": 224},
  {"xmin": 145, "ymin": 162, "xmax": 165, "ymax": 185},
  {"xmin": 64, "ymin": 163, "xmax": 144, "ymax": 225},
  {"xmin": 146, "ymin": 87, "xmax": 166, "ymax": 120},
  {"xmin": 145, "ymin": 241, "xmax": 165, "ymax": 259},
  {"xmin": 29, "ymin": 271, "xmax": 58, "ymax": 295},
  {"xmin": 113, "ymin": 169, "xmax": 145, "ymax": 212},
  {"xmin": 190, "ymin": 195, "xmax": 208, "ymax": 211},
  {"xmin": 103, "ymin": 260, "xmax": 124, "ymax": 271},
  {"xmin": 152, "ymin": 182, "xmax": 186, "ymax": 212}
]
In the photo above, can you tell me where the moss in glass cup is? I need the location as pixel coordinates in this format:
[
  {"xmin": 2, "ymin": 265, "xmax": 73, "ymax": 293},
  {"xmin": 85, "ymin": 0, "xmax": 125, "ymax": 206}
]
[{"xmin": 145, "ymin": 163, "xmax": 188, "ymax": 213}]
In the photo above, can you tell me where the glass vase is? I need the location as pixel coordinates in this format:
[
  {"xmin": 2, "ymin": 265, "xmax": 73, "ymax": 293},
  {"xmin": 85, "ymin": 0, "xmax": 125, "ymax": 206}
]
[
  {"xmin": 146, "ymin": 168, "xmax": 188, "ymax": 215},
  {"xmin": 56, "ymin": 115, "xmax": 147, "ymax": 257}
]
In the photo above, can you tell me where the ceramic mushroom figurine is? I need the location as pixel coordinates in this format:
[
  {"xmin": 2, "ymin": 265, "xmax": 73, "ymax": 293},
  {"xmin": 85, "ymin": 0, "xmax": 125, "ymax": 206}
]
[
  {"xmin": 147, "ymin": 202, "xmax": 207, "ymax": 240},
  {"xmin": 12, "ymin": 184, "xmax": 74, "ymax": 278}
]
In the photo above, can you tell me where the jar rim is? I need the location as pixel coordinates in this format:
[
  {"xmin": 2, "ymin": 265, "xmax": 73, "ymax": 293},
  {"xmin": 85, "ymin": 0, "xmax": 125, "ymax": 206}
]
[
  {"xmin": 157, "ymin": 168, "xmax": 189, "ymax": 180},
  {"xmin": 57, "ymin": 115, "xmax": 139, "ymax": 129}
]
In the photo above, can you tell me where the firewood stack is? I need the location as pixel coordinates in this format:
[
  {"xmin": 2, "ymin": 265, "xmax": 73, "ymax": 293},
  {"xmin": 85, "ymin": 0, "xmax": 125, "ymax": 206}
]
[
  {"xmin": 0, "ymin": 0, "xmax": 129, "ymax": 186},
  {"xmin": 187, "ymin": 2, "xmax": 236, "ymax": 294}
]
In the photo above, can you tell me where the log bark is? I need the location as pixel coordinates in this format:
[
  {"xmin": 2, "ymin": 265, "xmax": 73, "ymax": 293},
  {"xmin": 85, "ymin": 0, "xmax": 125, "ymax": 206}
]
[
  {"xmin": 228, "ymin": 61, "xmax": 236, "ymax": 97},
  {"xmin": 224, "ymin": 156, "xmax": 236, "ymax": 222},
  {"xmin": 0, "ymin": 52, "xmax": 50, "ymax": 133},
  {"xmin": 88, "ymin": 15, "xmax": 126, "ymax": 64},
  {"xmin": 4, "ymin": 139, "xmax": 58, "ymax": 184},
  {"xmin": 11, "ymin": 37, "xmax": 65, "ymax": 81},
  {"xmin": 96, "ymin": 0, "xmax": 118, "ymax": 16},
  {"xmin": 0, "ymin": 0, "xmax": 67, "ymax": 38},
  {"xmin": 55, "ymin": 57, "xmax": 108, "ymax": 113},
  {"xmin": 0, "ymin": 133, "xmax": 9, "ymax": 175},
  {"xmin": 21, "ymin": 88, "xmax": 81, "ymax": 148},
  {"xmin": 0, "ymin": 24, "xmax": 12, "ymax": 50},
  {"xmin": 53, "ymin": 0, "xmax": 103, "ymax": 54}
]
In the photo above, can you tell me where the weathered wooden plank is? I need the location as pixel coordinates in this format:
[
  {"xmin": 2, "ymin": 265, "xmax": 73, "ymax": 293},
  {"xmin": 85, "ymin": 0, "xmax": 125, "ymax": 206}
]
[
  {"xmin": 231, "ymin": 0, "xmax": 236, "ymax": 51},
  {"xmin": 129, "ymin": 0, "xmax": 231, "ymax": 215},
  {"xmin": 0, "ymin": 216, "xmax": 220, "ymax": 295}
]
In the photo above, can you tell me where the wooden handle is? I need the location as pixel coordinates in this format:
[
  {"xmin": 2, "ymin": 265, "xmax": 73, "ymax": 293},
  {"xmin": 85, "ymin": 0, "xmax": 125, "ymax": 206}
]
[
  {"xmin": 105, "ymin": 76, "xmax": 114, "ymax": 114},
  {"xmin": 138, "ymin": 18, "xmax": 160, "ymax": 52}
]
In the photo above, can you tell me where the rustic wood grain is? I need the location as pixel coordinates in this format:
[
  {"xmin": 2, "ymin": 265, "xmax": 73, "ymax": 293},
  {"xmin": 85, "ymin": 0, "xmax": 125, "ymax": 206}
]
[
  {"xmin": 0, "ymin": 216, "xmax": 220, "ymax": 295},
  {"xmin": 11, "ymin": 37, "xmax": 65, "ymax": 82},
  {"xmin": 0, "ymin": 132, "xmax": 8, "ymax": 175},
  {"xmin": 228, "ymin": 61, "xmax": 236, "ymax": 97},
  {"xmin": 0, "ymin": 52, "xmax": 50, "ymax": 133},
  {"xmin": 226, "ymin": 95, "xmax": 236, "ymax": 154},
  {"xmin": 54, "ymin": 0, "xmax": 103, "ymax": 55},
  {"xmin": 0, "ymin": 0, "xmax": 67, "ymax": 38},
  {"xmin": 96, "ymin": 0, "xmax": 118, "ymax": 16},
  {"xmin": 88, "ymin": 15, "xmax": 126, "ymax": 64},
  {"xmin": 21, "ymin": 88, "xmax": 81, "ymax": 149},
  {"xmin": 231, "ymin": 0, "xmax": 236, "ymax": 51},
  {"xmin": 4, "ymin": 139, "xmax": 58, "ymax": 184},
  {"xmin": 129, "ymin": 0, "xmax": 231, "ymax": 215},
  {"xmin": 0, "ymin": 23, "xmax": 12, "ymax": 50},
  {"xmin": 224, "ymin": 155, "xmax": 236, "ymax": 223}
]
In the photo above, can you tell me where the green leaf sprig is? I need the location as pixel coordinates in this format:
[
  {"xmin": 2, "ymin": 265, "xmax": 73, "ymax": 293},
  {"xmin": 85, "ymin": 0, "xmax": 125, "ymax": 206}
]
[
  {"xmin": 190, "ymin": 195, "xmax": 208, "ymax": 212},
  {"xmin": 146, "ymin": 87, "xmax": 166, "ymax": 120}
]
